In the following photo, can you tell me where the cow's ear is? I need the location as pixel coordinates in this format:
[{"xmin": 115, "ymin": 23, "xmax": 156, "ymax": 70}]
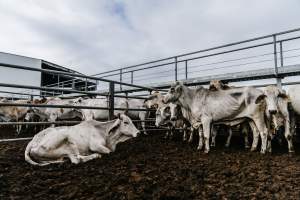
[
  {"xmin": 175, "ymin": 85, "xmax": 182, "ymax": 93},
  {"xmin": 209, "ymin": 85, "xmax": 217, "ymax": 91},
  {"xmin": 108, "ymin": 119, "xmax": 121, "ymax": 135},
  {"xmin": 117, "ymin": 113, "xmax": 121, "ymax": 119},
  {"xmin": 278, "ymin": 93, "xmax": 288, "ymax": 99},
  {"xmin": 255, "ymin": 94, "xmax": 266, "ymax": 104},
  {"xmin": 222, "ymin": 84, "xmax": 230, "ymax": 90}
]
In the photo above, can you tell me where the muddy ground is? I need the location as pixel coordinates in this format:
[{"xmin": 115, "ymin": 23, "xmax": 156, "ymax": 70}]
[{"xmin": 1, "ymin": 130, "xmax": 300, "ymax": 200}]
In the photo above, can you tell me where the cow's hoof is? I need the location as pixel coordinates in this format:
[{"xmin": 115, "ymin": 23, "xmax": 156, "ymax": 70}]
[
  {"xmin": 204, "ymin": 149, "xmax": 209, "ymax": 154},
  {"xmin": 260, "ymin": 149, "xmax": 266, "ymax": 154},
  {"xmin": 289, "ymin": 150, "xmax": 295, "ymax": 155},
  {"xmin": 211, "ymin": 143, "xmax": 215, "ymax": 147},
  {"xmin": 225, "ymin": 144, "xmax": 230, "ymax": 148},
  {"xmin": 188, "ymin": 139, "xmax": 193, "ymax": 143},
  {"xmin": 245, "ymin": 145, "xmax": 250, "ymax": 149},
  {"xmin": 197, "ymin": 146, "xmax": 203, "ymax": 151},
  {"xmin": 250, "ymin": 147, "xmax": 256, "ymax": 152}
]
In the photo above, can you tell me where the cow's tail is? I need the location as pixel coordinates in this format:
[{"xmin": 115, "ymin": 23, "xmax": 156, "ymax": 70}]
[{"xmin": 24, "ymin": 141, "xmax": 50, "ymax": 166}]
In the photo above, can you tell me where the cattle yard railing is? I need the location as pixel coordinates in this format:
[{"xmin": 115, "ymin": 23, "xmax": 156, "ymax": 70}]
[
  {"xmin": 0, "ymin": 62, "xmax": 170, "ymax": 142},
  {"xmin": 91, "ymin": 27, "xmax": 300, "ymax": 92}
]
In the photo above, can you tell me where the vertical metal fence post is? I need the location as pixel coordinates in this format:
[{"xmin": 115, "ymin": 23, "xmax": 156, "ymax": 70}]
[
  {"xmin": 57, "ymin": 75, "xmax": 60, "ymax": 88},
  {"xmin": 175, "ymin": 57, "xmax": 178, "ymax": 81},
  {"xmin": 120, "ymin": 69, "xmax": 122, "ymax": 91},
  {"xmin": 131, "ymin": 71, "xmax": 134, "ymax": 84},
  {"xmin": 72, "ymin": 79, "xmax": 75, "ymax": 89},
  {"xmin": 273, "ymin": 35, "xmax": 282, "ymax": 88},
  {"xmin": 280, "ymin": 41, "xmax": 284, "ymax": 67},
  {"xmin": 185, "ymin": 60, "xmax": 188, "ymax": 80},
  {"xmin": 108, "ymin": 82, "xmax": 115, "ymax": 120},
  {"xmin": 85, "ymin": 78, "xmax": 88, "ymax": 91}
]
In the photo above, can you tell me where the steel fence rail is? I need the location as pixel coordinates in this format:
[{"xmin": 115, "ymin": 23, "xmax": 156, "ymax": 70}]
[
  {"xmin": 93, "ymin": 29, "xmax": 300, "ymax": 78},
  {"xmin": 0, "ymin": 102, "xmax": 155, "ymax": 112},
  {"xmin": 0, "ymin": 62, "xmax": 158, "ymax": 91},
  {"xmin": 0, "ymin": 82, "xmax": 150, "ymax": 100},
  {"xmin": 0, "ymin": 119, "xmax": 156, "ymax": 126}
]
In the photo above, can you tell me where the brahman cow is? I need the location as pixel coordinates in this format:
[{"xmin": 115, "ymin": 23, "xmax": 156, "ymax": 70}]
[
  {"xmin": 155, "ymin": 102, "xmax": 188, "ymax": 140},
  {"xmin": 163, "ymin": 81, "xmax": 268, "ymax": 153},
  {"xmin": 25, "ymin": 114, "xmax": 139, "ymax": 166},
  {"xmin": 263, "ymin": 85, "xmax": 293, "ymax": 153},
  {"xmin": 75, "ymin": 97, "xmax": 149, "ymax": 134},
  {"xmin": 209, "ymin": 80, "xmax": 250, "ymax": 149},
  {"xmin": 0, "ymin": 99, "xmax": 31, "ymax": 134}
]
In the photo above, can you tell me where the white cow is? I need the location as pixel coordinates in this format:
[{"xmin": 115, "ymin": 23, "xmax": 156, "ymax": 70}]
[
  {"xmin": 76, "ymin": 97, "xmax": 149, "ymax": 134},
  {"xmin": 0, "ymin": 99, "xmax": 31, "ymax": 134},
  {"xmin": 38, "ymin": 98, "xmax": 82, "ymax": 127},
  {"xmin": 209, "ymin": 80, "xmax": 250, "ymax": 149},
  {"xmin": 163, "ymin": 81, "xmax": 268, "ymax": 153},
  {"xmin": 25, "ymin": 114, "xmax": 139, "ymax": 166},
  {"xmin": 155, "ymin": 102, "xmax": 188, "ymax": 140},
  {"xmin": 288, "ymin": 85, "xmax": 300, "ymax": 137},
  {"xmin": 263, "ymin": 85, "xmax": 293, "ymax": 153}
]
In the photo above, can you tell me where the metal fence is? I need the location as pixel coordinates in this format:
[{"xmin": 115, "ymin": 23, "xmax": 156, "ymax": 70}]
[
  {"xmin": 91, "ymin": 27, "xmax": 300, "ymax": 92},
  {"xmin": 0, "ymin": 62, "xmax": 168, "ymax": 142}
]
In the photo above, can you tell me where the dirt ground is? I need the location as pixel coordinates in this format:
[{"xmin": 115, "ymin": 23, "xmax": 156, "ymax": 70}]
[{"xmin": 1, "ymin": 131, "xmax": 300, "ymax": 200}]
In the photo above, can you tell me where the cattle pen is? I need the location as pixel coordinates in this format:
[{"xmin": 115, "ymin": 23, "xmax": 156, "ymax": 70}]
[{"xmin": 1, "ymin": 27, "xmax": 300, "ymax": 199}]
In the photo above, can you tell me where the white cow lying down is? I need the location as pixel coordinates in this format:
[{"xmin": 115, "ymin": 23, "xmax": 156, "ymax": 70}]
[{"xmin": 25, "ymin": 114, "xmax": 139, "ymax": 166}]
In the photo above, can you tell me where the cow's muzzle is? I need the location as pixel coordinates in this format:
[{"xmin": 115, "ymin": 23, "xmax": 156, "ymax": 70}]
[
  {"xmin": 269, "ymin": 110, "xmax": 278, "ymax": 115},
  {"xmin": 170, "ymin": 116, "xmax": 177, "ymax": 121}
]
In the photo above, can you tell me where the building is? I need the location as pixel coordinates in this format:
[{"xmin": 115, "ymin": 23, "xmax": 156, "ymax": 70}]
[{"xmin": 0, "ymin": 52, "xmax": 96, "ymax": 99}]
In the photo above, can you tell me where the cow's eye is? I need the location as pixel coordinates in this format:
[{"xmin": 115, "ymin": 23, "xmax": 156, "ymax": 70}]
[{"xmin": 124, "ymin": 121, "xmax": 129, "ymax": 125}]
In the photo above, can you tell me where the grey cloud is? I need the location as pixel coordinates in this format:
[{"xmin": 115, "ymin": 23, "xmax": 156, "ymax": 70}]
[{"xmin": 0, "ymin": 0, "xmax": 300, "ymax": 76}]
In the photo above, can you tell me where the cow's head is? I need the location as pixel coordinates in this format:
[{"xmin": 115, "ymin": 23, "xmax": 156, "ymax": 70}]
[
  {"xmin": 25, "ymin": 109, "xmax": 35, "ymax": 121},
  {"xmin": 263, "ymin": 85, "xmax": 288, "ymax": 115},
  {"xmin": 209, "ymin": 80, "xmax": 230, "ymax": 91},
  {"xmin": 108, "ymin": 114, "xmax": 139, "ymax": 142},
  {"xmin": 169, "ymin": 103, "xmax": 180, "ymax": 121},
  {"xmin": 163, "ymin": 81, "xmax": 184, "ymax": 104},
  {"xmin": 144, "ymin": 91, "xmax": 162, "ymax": 109},
  {"xmin": 155, "ymin": 104, "xmax": 171, "ymax": 127}
]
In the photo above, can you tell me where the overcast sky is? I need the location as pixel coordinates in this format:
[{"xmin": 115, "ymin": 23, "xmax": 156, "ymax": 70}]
[{"xmin": 0, "ymin": 0, "xmax": 300, "ymax": 76}]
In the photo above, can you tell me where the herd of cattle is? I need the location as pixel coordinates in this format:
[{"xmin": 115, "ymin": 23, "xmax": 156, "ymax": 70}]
[{"xmin": 1, "ymin": 80, "xmax": 300, "ymax": 165}]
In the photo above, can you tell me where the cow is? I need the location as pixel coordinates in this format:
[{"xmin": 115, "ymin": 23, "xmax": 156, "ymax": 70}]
[
  {"xmin": 144, "ymin": 91, "xmax": 164, "ymax": 109},
  {"xmin": 44, "ymin": 98, "xmax": 83, "ymax": 125},
  {"xmin": 155, "ymin": 102, "xmax": 188, "ymax": 140},
  {"xmin": 262, "ymin": 85, "xmax": 293, "ymax": 153},
  {"xmin": 288, "ymin": 85, "xmax": 300, "ymax": 137},
  {"xmin": 163, "ymin": 81, "xmax": 268, "ymax": 153},
  {"xmin": 208, "ymin": 80, "xmax": 250, "ymax": 149},
  {"xmin": 75, "ymin": 97, "xmax": 149, "ymax": 134},
  {"xmin": 0, "ymin": 99, "xmax": 31, "ymax": 134},
  {"xmin": 25, "ymin": 114, "xmax": 139, "ymax": 166}
]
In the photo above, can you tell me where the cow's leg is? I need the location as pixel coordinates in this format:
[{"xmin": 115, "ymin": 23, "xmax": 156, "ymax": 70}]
[
  {"xmin": 197, "ymin": 126, "xmax": 203, "ymax": 150},
  {"xmin": 188, "ymin": 127, "xmax": 194, "ymax": 143},
  {"xmin": 202, "ymin": 120, "xmax": 211, "ymax": 153},
  {"xmin": 31, "ymin": 143, "xmax": 78, "ymax": 165},
  {"xmin": 284, "ymin": 116, "xmax": 294, "ymax": 153},
  {"xmin": 165, "ymin": 126, "xmax": 171, "ymax": 139},
  {"xmin": 242, "ymin": 124, "xmax": 250, "ymax": 149},
  {"xmin": 169, "ymin": 127, "xmax": 174, "ymax": 139},
  {"xmin": 183, "ymin": 124, "xmax": 187, "ymax": 141},
  {"xmin": 225, "ymin": 127, "xmax": 233, "ymax": 148},
  {"xmin": 290, "ymin": 109, "xmax": 296, "ymax": 136},
  {"xmin": 139, "ymin": 112, "xmax": 147, "ymax": 135},
  {"xmin": 252, "ymin": 117, "xmax": 269, "ymax": 154},
  {"xmin": 210, "ymin": 125, "xmax": 217, "ymax": 147},
  {"xmin": 249, "ymin": 121, "xmax": 259, "ymax": 151},
  {"xmin": 77, "ymin": 153, "xmax": 101, "ymax": 163}
]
